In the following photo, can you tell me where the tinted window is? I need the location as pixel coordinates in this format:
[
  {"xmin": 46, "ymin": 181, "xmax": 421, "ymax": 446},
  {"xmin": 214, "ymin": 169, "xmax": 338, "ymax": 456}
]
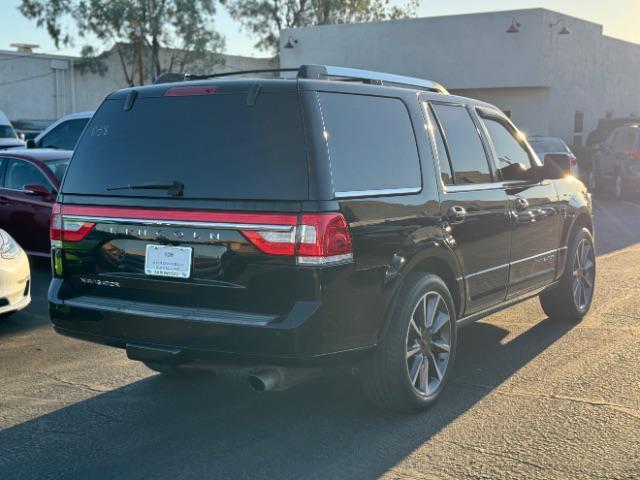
[
  {"xmin": 423, "ymin": 103, "xmax": 453, "ymax": 185},
  {"xmin": 482, "ymin": 118, "xmax": 533, "ymax": 171},
  {"xmin": 432, "ymin": 104, "xmax": 491, "ymax": 184},
  {"xmin": 40, "ymin": 118, "xmax": 89, "ymax": 150},
  {"xmin": 45, "ymin": 158, "xmax": 71, "ymax": 182},
  {"xmin": 317, "ymin": 93, "xmax": 421, "ymax": 194},
  {"xmin": 0, "ymin": 126, "xmax": 16, "ymax": 138},
  {"xmin": 4, "ymin": 159, "xmax": 50, "ymax": 191},
  {"xmin": 63, "ymin": 93, "xmax": 308, "ymax": 200},
  {"xmin": 529, "ymin": 138, "xmax": 570, "ymax": 154}
]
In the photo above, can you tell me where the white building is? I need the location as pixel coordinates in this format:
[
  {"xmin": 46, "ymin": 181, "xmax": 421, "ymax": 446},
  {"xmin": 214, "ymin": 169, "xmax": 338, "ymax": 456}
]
[
  {"xmin": 0, "ymin": 46, "xmax": 275, "ymax": 125},
  {"xmin": 280, "ymin": 8, "xmax": 640, "ymax": 146}
]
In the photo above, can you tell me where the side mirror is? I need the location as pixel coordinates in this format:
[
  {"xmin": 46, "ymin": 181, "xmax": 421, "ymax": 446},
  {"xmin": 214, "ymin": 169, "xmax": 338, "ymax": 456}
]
[
  {"xmin": 23, "ymin": 183, "xmax": 52, "ymax": 196},
  {"xmin": 542, "ymin": 153, "xmax": 572, "ymax": 179},
  {"xmin": 26, "ymin": 139, "xmax": 36, "ymax": 149}
]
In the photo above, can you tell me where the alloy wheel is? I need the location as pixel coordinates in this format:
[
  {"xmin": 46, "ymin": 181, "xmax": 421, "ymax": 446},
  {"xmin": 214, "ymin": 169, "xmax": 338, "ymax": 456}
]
[
  {"xmin": 572, "ymin": 238, "xmax": 595, "ymax": 311},
  {"xmin": 405, "ymin": 291, "xmax": 452, "ymax": 396}
]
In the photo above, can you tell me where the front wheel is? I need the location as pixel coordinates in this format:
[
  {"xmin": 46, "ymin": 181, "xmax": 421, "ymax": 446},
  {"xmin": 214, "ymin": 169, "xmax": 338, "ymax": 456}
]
[
  {"xmin": 540, "ymin": 228, "xmax": 596, "ymax": 322},
  {"xmin": 361, "ymin": 274, "xmax": 457, "ymax": 413}
]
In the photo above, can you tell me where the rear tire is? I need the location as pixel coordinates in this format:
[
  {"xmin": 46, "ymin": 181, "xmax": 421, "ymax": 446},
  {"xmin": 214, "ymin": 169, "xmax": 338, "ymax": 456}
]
[
  {"xmin": 361, "ymin": 274, "xmax": 457, "ymax": 413},
  {"xmin": 540, "ymin": 228, "xmax": 596, "ymax": 322}
]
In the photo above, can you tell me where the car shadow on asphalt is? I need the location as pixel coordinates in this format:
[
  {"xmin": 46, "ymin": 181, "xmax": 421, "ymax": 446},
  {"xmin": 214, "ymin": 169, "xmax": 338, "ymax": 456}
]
[{"xmin": 0, "ymin": 317, "xmax": 576, "ymax": 479}]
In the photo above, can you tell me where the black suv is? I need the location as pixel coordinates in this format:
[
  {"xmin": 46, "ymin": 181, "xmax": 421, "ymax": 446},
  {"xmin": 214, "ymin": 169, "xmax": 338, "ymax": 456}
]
[{"xmin": 49, "ymin": 65, "xmax": 595, "ymax": 412}]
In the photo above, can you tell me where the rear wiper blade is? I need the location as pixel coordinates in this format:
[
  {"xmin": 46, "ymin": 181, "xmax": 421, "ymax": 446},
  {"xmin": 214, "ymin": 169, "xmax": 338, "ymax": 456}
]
[{"xmin": 107, "ymin": 180, "xmax": 184, "ymax": 197}]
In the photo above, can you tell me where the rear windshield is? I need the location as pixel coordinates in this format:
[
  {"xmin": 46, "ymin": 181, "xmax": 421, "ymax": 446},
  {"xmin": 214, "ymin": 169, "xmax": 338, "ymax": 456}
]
[
  {"xmin": 45, "ymin": 157, "xmax": 71, "ymax": 182},
  {"xmin": 529, "ymin": 138, "xmax": 570, "ymax": 154},
  {"xmin": 62, "ymin": 92, "xmax": 308, "ymax": 200}
]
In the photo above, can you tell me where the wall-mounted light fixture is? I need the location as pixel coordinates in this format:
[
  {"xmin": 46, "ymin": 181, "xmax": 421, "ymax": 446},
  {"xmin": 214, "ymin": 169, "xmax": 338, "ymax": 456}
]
[
  {"xmin": 549, "ymin": 19, "xmax": 571, "ymax": 35},
  {"xmin": 506, "ymin": 18, "xmax": 521, "ymax": 34},
  {"xmin": 284, "ymin": 36, "xmax": 298, "ymax": 49}
]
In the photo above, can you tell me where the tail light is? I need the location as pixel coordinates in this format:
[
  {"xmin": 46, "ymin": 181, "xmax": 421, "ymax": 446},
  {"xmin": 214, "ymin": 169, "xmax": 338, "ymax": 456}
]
[
  {"xmin": 50, "ymin": 203, "xmax": 96, "ymax": 244},
  {"xmin": 243, "ymin": 213, "xmax": 353, "ymax": 266},
  {"xmin": 628, "ymin": 150, "xmax": 640, "ymax": 159},
  {"xmin": 570, "ymin": 157, "xmax": 578, "ymax": 167}
]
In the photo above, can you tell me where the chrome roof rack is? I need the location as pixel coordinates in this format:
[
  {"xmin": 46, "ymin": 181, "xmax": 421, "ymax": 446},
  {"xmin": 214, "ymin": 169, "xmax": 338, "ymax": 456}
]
[
  {"xmin": 154, "ymin": 64, "xmax": 448, "ymax": 94},
  {"xmin": 298, "ymin": 65, "xmax": 448, "ymax": 94}
]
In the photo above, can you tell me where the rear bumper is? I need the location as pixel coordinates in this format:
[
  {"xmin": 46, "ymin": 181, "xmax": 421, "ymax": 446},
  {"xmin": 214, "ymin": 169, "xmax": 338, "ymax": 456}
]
[{"xmin": 48, "ymin": 278, "xmax": 377, "ymax": 365}]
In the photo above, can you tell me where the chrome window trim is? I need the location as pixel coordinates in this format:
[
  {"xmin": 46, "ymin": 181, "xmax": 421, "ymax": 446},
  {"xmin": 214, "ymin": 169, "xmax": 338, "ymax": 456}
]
[
  {"xmin": 62, "ymin": 215, "xmax": 294, "ymax": 232},
  {"xmin": 334, "ymin": 187, "xmax": 421, "ymax": 199}
]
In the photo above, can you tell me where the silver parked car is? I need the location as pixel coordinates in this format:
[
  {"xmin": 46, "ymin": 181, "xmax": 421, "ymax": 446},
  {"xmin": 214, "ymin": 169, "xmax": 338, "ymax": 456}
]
[{"xmin": 528, "ymin": 136, "xmax": 579, "ymax": 178}]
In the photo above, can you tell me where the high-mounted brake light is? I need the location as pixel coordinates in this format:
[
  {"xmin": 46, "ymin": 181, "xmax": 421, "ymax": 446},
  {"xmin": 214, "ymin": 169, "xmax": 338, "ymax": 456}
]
[
  {"xmin": 164, "ymin": 86, "xmax": 217, "ymax": 97},
  {"xmin": 50, "ymin": 203, "xmax": 96, "ymax": 244},
  {"xmin": 242, "ymin": 213, "xmax": 353, "ymax": 266}
]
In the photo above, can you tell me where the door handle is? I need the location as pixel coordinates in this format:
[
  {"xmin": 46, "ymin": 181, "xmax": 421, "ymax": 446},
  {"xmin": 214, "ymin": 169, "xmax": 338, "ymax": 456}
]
[
  {"xmin": 447, "ymin": 205, "xmax": 467, "ymax": 224},
  {"xmin": 514, "ymin": 197, "xmax": 529, "ymax": 212}
]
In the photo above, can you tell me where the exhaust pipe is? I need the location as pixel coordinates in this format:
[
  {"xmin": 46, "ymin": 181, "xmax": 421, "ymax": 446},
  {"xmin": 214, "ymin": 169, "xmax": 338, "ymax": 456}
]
[{"xmin": 248, "ymin": 367, "xmax": 321, "ymax": 392}]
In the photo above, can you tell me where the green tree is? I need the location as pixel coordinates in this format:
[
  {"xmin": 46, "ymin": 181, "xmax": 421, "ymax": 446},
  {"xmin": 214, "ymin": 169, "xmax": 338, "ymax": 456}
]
[
  {"xmin": 19, "ymin": 0, "xmax": 225, "ymax": 85},
  {"xmin": 224, "ymin": 0, "xmax": 419, "ymax": 52}
]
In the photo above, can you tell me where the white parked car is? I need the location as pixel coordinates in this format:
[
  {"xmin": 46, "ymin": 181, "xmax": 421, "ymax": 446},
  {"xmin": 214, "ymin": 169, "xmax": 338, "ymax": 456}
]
[
  {"xmin": 28, "ymin": 111, "xmax": 93, "ymax": 150},
  {"xmin": 528, "ymin": 136, "xmax": 580, "ymax": 178},
  {"xmin": 0, "ymin": 229, "xmax": 31, "ymax": 319},
  {"xmin": 0, "ymin": 111, "xmax": 26, "ymax": 150}
]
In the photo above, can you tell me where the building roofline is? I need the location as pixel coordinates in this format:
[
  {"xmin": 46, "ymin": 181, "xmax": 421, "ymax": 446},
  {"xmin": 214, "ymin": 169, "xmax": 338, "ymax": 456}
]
[
  {"xmin": 282, "ymin": 7, "xmax": 604, "ymax": 32},
  {"xmin": 0, "ymin": 49, "xmax": 77, "ymax": 61}
]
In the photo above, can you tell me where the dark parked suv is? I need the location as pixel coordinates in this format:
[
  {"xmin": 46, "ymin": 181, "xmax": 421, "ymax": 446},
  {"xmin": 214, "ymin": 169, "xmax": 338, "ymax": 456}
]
[{"xmin": 49, "ymin": 65, "xmax": 596, "ymax": 412}]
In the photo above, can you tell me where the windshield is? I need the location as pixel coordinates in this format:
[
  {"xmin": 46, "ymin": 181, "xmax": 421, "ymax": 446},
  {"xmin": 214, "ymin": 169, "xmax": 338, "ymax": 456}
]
[
  {"xmin": 63, "ymin": 92, "xmax": 309, "ymax": 200},
  {"xmin": 0, "ymin": 125, "xmax": 17, "ymax": 139},
  {"xmin": 45, "ymin": 158, "xmax": 71, "ymax": 182},
  {"xmin": 529, "ymin": 138, "xmax": 570, "ymax": 154}
]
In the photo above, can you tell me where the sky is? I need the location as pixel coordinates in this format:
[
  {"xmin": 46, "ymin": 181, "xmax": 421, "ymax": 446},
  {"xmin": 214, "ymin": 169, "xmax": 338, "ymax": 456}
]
[{"xmin": 1, "ymin": 0, "xmax": 640, "ymax": 58}]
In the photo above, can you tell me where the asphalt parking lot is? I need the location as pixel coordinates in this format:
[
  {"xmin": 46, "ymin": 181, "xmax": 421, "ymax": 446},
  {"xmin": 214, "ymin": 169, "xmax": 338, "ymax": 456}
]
[{"xmin": 0, "ymin": 196, "xmax": 639, "ymax": 480}]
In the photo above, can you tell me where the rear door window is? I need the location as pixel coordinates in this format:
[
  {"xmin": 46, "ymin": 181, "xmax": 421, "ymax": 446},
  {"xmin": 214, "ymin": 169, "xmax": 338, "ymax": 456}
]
[
  {"xmin": 431, "ymin": 104, "xmax": 492, "ymax": 184},
  {"xmin": 316, "ymin": 92, "xmax": 421, "ymax": 196},
  {"xmin": 63, "ymin": 92, "xmax": 309, "ymax": 200}
]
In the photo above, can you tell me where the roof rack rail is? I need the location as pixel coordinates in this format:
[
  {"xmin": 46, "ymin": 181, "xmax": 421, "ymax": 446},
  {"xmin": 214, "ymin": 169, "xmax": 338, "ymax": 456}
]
[
  {"xmin": 298, "ymin": 65, "xmax": 448, "ymax": 94},
  {"xmin": 154, "ymin": 65, "xmax": 448, "ymax": 94}
]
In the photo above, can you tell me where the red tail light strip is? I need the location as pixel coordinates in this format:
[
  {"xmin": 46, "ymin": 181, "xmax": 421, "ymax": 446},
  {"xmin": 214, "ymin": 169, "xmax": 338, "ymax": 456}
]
[
  {"xmin": 54, "ymin": 205, "xmax": 353, "ymax": 265},
  {"xmin": 61, "ymin": 205, "xmax": 298, "ymax": 226}
]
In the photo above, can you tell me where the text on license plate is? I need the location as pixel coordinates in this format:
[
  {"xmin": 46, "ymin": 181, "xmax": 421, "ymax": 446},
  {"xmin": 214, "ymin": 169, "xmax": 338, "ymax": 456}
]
[{"xmin": 144, "ymin": 245, "xmax": 192, "ymax": 278}]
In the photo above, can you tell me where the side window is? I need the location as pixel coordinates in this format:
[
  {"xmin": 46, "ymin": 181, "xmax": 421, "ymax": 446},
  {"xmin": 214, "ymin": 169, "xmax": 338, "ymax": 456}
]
[
  {"xmin": 317, "ymin": 92, "xmax": 421, "ymax": 195},
  {"xmin": 40, "ymin": 118, "xmax": 89, "ymax": 150},
  {"xmin": 481, "ymin": 117, "xmax": 534, "ymax": 180},
  {"xmin": 4, "ymin": 159, "xmax": 51, "ymax": 191},
  {"xmin": 423, "ymin": 103, "xmax": 453, "ymax": 185},
  {"xmin": 431, "ymin": 104, "xmax": 492, "ymax": 184},
  {"xmin": 0, "ymin": 157, "xmax": 5, "ymax": 185}
]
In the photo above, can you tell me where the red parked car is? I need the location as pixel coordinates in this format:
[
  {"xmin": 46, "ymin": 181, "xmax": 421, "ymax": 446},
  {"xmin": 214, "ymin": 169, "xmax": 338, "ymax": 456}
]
[{"xmin": 0, "ymin": 149, "xmax": 71, "ymax": 256}]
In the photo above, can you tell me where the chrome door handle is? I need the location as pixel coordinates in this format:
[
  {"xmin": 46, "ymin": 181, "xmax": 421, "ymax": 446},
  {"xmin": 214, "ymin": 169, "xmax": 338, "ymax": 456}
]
[
  {"xmin": 514, "ymin": 197, "xmax": 529, "ymax": 212},
  {"xmin": 447, "ymin": 205, "xmax": 467, "ymax": 224}
]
